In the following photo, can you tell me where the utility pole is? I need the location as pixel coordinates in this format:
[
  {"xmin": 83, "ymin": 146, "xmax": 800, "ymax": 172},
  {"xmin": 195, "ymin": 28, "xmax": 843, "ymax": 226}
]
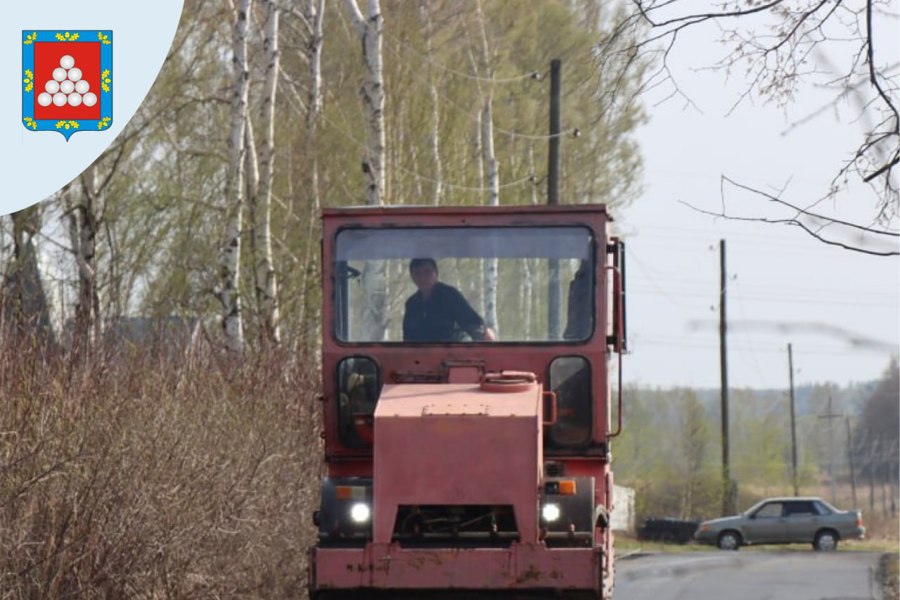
[
  {"xmin": 547, "ymin": 58, "xmax": 561, "ymax": 339},
  {"xmin": 787, "ymin": 343, "xmax": 799, "ymax": 496},
  {"xmin": 844, "ymin": 416, "xmax": 858, "ymax": 508},
  {"xmin": 818, "ymin": 405, "xmax": 859, "ymax": 508},
  {"xmin": 548, "ymin": 58, "xmax": 561, "ymax": 206},
  {"xmin": 828, "ymin": 397, "xmax": 836, "ymax": 504},
  {"xmin": 719, "ymin": 239, "xmax": 733, "ymax": 515}
]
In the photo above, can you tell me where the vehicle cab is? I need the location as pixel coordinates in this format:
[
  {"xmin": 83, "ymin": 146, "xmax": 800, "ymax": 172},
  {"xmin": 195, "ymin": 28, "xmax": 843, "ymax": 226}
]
[{"xmin": 311, "ymin": 203, "xmax": 625, "ymax": 600}]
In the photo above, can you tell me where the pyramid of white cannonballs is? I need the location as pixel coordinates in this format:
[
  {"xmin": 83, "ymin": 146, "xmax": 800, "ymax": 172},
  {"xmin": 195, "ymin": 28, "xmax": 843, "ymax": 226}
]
[{"xmin": 36, "ymin": 55, "xmax": 98, "ymax": 109}]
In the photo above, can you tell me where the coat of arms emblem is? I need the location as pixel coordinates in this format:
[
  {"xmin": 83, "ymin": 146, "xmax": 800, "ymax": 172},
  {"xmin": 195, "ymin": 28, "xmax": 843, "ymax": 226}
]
[{"xmin": 22, "ymin": 30, "xmax": 113, "ymax": 140}]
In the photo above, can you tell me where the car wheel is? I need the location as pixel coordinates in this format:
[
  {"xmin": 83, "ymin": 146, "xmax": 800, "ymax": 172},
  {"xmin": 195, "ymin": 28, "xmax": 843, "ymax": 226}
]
[
  {"xmin": 814, "ymin": 530, "xmax": 838, "ymax": 551},
  {"xmin": 717, "ymin": 531, "xmax": 741, "ymax": 550}
]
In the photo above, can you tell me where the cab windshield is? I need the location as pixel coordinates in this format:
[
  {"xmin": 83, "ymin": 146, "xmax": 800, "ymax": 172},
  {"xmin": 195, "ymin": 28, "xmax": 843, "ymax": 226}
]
[{"xmin": 334, "ymin": 226, "xmax": 594, "ymax": 343}]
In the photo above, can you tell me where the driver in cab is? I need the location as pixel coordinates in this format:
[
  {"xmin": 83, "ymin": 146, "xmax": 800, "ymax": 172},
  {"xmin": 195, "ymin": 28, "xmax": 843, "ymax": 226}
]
[{"xmin": 402, "ymin": 258, "xmax": 496, "ymax": 342}]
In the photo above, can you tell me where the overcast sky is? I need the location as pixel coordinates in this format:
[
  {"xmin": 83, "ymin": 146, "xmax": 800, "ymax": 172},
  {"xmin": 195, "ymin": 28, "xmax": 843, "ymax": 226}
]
[{"xmin": 617, "ymin": 12, "xmax": 899, "ymax": 390}]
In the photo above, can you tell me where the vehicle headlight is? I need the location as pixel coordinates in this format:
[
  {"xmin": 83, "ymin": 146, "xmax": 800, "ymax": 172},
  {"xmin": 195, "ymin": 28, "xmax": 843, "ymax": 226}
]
[
  {"xmin": 542, "ymin": 503, "xmax": 561, "ymax": 523},
  {"xmin": 350, "ymin": 502, "xmax": 371, "ymax": 523}
]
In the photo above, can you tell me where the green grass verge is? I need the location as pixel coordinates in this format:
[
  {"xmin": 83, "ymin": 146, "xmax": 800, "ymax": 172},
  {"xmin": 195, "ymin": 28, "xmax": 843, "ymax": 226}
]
[{"xmin": 616, "ymin": 536, "xmax": 900, "ymax": 554}]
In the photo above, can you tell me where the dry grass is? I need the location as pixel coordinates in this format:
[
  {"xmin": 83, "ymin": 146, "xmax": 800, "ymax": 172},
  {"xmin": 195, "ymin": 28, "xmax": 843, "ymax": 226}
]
[
  {"xmin": 879, "ymin": 553, "xmax": 899, "ymax": 600},
  {"xmin": 1, "ymin": 338, "xmax": 322, "ymax": 598}
]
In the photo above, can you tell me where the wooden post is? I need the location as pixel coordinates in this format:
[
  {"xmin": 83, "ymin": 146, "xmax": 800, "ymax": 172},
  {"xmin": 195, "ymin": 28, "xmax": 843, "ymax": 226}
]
[
  {"xmin": 720, "ymin": 239, "xmax": 732, "ymax": 515},
  {"xmin": 788, "ymin": 343, "xmax": 799, "ymax": 496},
  {"xmin": 547, "ymin": 58, "xmax": 561, "ymax": 339}
]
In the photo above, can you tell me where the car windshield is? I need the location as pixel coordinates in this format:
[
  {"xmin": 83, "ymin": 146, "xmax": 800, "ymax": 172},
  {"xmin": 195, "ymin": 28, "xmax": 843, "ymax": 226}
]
[{"xmin": 334, "ymin": 226, "xmax": 595, "ymax": 343}]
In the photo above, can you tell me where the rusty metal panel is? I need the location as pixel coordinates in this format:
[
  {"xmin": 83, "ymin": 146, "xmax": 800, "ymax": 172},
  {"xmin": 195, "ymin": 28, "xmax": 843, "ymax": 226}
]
[{"xmin": 313, "ymin": 544, "xmax": 601, "ymax": 592}]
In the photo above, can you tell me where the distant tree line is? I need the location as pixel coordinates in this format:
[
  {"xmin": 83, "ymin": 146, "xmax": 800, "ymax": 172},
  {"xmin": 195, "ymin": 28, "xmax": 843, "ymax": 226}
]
[{"xmin": 615, "ymin": 359, "xmax": 899, "ymax": 526}]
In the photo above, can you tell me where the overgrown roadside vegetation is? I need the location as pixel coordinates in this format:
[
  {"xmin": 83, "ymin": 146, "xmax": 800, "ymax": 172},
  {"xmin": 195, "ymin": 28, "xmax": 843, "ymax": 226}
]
[
  {"xmin": 879, "ymin": 553, "xmax": 899, "ymax": 600},
  {"xmin": 0, "ymin": 339, "xmax": 321, "ymax": 598}
]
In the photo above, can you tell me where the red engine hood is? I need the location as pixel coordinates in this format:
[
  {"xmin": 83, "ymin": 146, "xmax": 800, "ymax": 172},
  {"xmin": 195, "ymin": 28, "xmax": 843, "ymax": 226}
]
[{"xmin": 372, "ymin": 382, "xmax": 543, "ymax": 544}]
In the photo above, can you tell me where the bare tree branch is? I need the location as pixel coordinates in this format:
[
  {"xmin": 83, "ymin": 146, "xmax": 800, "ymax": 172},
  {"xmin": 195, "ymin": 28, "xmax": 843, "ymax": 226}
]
[
  {"xmin": 599, "ymin": 0, "xmax": 900, "ymax": 251},
  {"xmin": 680, "ymin": 176, "xmax": 899, "ymax": 257}
]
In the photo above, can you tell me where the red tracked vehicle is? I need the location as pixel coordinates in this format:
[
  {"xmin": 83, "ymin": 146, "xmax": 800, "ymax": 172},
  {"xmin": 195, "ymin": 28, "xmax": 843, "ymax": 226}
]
[{"xmin": 309, "ymin": 204, "xmax": 626, "ymax": 599}]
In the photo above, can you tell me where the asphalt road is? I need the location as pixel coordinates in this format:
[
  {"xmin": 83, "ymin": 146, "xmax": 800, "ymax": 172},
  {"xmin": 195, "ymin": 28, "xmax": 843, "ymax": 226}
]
[{"xmin": 615, "ymin": 551, "xmax": 882, "ymax": 600}]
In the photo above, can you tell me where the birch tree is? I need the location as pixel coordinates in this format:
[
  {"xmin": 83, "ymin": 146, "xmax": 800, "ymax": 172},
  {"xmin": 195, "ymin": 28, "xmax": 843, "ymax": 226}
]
[
  {"xmin": 475, "ymin": 0, "xmax": 499, "ymax": 335},
  {"xmin": 423, "ymin": 1, "xmax": 443, "ymax": 206},
  {"xmin": 218, "ymin": 0, "xmax": 252, "ymax": 354},
  {"xmin": 63, "ymin": 176, "xmax": 101, "ymax": 357},
  {"xmin": 253, "ymin": 0, "xmax": 281, "ymax": 347},
  {"xmin": 481, "ymin": 99, "xmax": 499, "ymax": 335},
  {"xmin": 2, "ymin": 207, "xmax": 53, "ymax": 347},
  {"xmin": 297, "ymin": 0, "xmax": 325, "ymax": 343},
  {"xmin": 346, "ymin": 0, "xmax": 387, "ymax": 340}
]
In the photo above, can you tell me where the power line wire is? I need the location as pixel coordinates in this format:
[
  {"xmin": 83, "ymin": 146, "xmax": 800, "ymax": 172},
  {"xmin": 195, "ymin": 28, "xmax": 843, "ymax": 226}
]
[{"xmin": 628, "ymin": 287, "xmax": 899, "ymax": 308}]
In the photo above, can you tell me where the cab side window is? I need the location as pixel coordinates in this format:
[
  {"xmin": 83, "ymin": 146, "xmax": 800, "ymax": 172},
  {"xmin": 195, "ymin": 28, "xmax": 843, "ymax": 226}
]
[
  {"xmin": 546, "ymin": 356, "xmax": 592, "ymax": 447},
  {"xmin": 337, "ymin": 357, "xmax": 380, "ymax": 448}
]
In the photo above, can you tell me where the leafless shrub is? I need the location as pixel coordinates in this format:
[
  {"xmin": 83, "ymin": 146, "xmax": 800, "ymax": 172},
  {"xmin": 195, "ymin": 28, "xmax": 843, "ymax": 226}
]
[{"xmin": 1, "ymin": 335, "xmax": 322, "ymax": 598}]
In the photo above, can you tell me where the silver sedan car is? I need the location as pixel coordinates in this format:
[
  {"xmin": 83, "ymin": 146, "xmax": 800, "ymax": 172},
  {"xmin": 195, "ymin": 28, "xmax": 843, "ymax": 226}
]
[{"xmin": 694, "ymin": 497, "xmax": 865, "ymax": 551}]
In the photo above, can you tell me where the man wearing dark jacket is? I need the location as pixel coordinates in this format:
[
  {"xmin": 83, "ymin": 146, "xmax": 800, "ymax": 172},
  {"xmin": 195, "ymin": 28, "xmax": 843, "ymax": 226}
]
[{"xmin": 402, "ymin": 258, "xmax": 496, "ymax": 342}]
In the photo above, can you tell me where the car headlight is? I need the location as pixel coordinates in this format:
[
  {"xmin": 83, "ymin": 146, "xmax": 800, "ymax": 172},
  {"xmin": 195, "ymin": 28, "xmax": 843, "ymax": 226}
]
[
  {"xmin": 542, "ymin": 503, "xmax": 561, "ymax": 523},
  {"xmin": 350, "ymin": 502, "xmax": 371, "ymax": 523}
]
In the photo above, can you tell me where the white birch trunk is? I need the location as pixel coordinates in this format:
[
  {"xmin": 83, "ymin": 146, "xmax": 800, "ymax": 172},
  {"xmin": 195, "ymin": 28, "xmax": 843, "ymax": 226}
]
[
  {"xmin": 522, "ymin": 144, "xmax": 538, "ymax": 338},
  {"xmin": 481, "ymin": 99, "xmax": 499, "ymax": 335},
  {"xmin": 255, "ymin": 0, "xmax": 281, "ymax": 347},
  {"xmin": 424, "ymin": 0, "xmax": 442, "ymax": 205},
  {"xmin": 346, "ymin": 0, "xmax": 387, "ymax": 341},
  {"xmin": 308, "ymin": 0, "xmax": 324, "ymax": 123},
  {"xmin": 7, "ymin": 206, "xmax": 54, "ymax": 345},
  {"xmin": 81, "ymin": 170, "xmax": 103, "ymax": 347},
  {"xmin": 472, "ymin": 108, "xmax": 484, "ymax": 311},
  {"xmin": 476, "ymin": 0, "xmax": 498, "ymax": 335},
  {"xmin": 245, "ymin": 118, "xmax": 259, "ymax": 210},
  {"xmin": 429, "ymin": 82, "xmax": 442, "ymax": 205},
  {"xmin": 219, "ymin": 0, "xmax": 252, "ymax": 354},
  {"xmin": 63, "ymin": 177, "xmax": 98, "ymax": 356},
  {"xmin": 345, "ymin": 0, "xmax": 386, "ymax": 207},
  {"xmin": 298, "ymin": 0, "xmax": 325, "ymax": 352}
]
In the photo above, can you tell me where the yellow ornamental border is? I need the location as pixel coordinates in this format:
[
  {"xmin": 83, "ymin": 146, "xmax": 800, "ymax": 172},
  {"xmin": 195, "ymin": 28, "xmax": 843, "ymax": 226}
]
[
  {"xmin": 55, "ymin": 120, "xmax": 80, "ymax": 131},
  {"xmin": 98, "ymin": 32, "xmax": 111, "ymax": 45},
  {"xmin": 24, "ymin": 117, "xmax": 37, "ymax": 130},
  {"xmin": 55, "ymin": 32, "xmax": 80, "ymax": 41},
  {"xmin": 23, "ymin": 32, "xmax": 37, "ymax": 45},
  {"xmin": 23, "ymin": 69, "xmax": 33, "ymax": 93},
  {"xmin": 98, "ymin": 117, "xmax": 111, "ymax": 130},
  {"xmin": 101, "ymin": 70, "xmax": 112, "ymax": 93}
]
